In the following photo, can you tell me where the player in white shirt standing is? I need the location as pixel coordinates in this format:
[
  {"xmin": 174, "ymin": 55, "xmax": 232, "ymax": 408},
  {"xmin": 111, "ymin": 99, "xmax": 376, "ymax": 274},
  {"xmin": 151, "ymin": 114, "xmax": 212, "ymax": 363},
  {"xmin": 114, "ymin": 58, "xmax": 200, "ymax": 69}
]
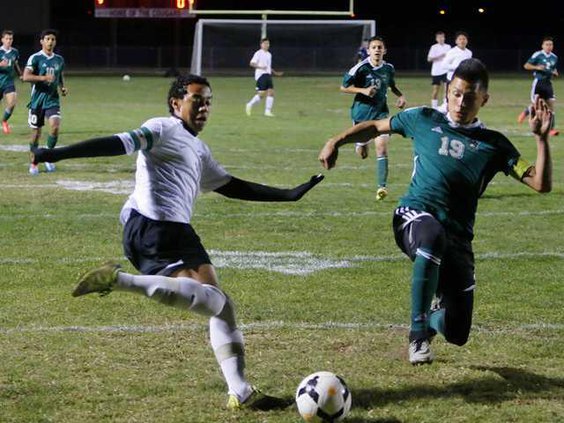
[
  {"xmin": 245, "ymin": 38, "xmax": 283, "ymax": 117},
  {"xmin": 426, "ymin": 31, "xmax": 451, "ymax": 109},
  {"xmin": 438, "ymin": 31, "xmax": 472, "ymax": 111},
  {"xmin": 31, "ymin": 74, "xmax": 323, "ymax": 410}
]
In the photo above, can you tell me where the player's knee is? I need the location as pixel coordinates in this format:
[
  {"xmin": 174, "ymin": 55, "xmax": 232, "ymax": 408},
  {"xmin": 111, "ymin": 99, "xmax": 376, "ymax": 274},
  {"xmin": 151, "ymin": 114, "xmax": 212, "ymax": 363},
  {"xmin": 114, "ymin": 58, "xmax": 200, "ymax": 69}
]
[
  {"xmin": 445, "ymin": 332, "xmax": 469, "ymax": 346},
  {"xmin": 444, "ymin": 321, "xmax": 471, "ymax": 346}
]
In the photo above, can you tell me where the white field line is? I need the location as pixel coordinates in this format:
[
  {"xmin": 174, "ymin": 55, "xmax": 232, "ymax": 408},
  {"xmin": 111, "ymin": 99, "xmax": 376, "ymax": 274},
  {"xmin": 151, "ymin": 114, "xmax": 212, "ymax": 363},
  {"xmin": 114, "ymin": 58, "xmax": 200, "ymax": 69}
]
[
  {"xmin": 1, "ymin": 209, "xmax": 563, "ymax": 220},
  {"xmin": 1, "ymin": 320, "xmax": 562, "ymax": 336},
  {"xmin": 0, "ymin": 251, "xmax": 562, "ymax": 276}
]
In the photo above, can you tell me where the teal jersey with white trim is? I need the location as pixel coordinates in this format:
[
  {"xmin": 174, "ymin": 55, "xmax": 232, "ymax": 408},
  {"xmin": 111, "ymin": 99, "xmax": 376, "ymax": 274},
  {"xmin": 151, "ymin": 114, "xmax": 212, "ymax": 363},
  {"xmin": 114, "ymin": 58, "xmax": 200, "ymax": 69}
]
[
  {"xmin": 0, "ymin": 47, "xmax": 19, "ymax": 89},
  {"xmin": 25, "ymin": 50, "xmax": 65, "ymax": 109},
  {"xmin": 390, "ymin": 107, "xmax": 521, "ymax": 239},
  {"xmin": 527, "ymin": 50, "xmax": 558, "ymax": 81},
  {"xmin": 343, "ymin": 59, "xmax": 396, "ymax": 122}
]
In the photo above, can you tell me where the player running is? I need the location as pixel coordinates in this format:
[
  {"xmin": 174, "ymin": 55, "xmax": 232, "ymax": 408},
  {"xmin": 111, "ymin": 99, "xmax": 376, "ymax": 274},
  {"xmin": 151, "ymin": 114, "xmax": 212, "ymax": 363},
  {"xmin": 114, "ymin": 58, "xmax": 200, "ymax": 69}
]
[{"xmin": 0, "ymin": 30, "xmax": 23, "ymax": 134}]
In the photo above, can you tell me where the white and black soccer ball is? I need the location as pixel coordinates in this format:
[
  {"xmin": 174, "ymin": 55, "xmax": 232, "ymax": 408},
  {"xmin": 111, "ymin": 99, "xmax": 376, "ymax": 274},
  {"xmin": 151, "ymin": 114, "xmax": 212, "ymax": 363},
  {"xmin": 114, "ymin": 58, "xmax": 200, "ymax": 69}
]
[{"xmin": 295, "ymin": 371, "xmax": 352, "ymax": 422}]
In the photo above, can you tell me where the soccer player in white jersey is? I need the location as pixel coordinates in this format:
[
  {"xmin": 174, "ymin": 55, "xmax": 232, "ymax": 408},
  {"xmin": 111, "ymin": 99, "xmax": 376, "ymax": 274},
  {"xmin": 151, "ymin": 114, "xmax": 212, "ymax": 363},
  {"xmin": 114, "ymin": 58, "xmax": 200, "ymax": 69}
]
[
  {"xmin": 437, "ymin": 31, "xmax": 472, "ymax": 112},
  {"xmin": 427, "ymin": 31, "xmax": 451, "ymax": 109},
  {"xmin": 31, "ymin": 74, "xmax": 323, "ymax": 410},
  {"xmin": 245, "ymin": 38, "xmax": 283, "ymax": 117}
]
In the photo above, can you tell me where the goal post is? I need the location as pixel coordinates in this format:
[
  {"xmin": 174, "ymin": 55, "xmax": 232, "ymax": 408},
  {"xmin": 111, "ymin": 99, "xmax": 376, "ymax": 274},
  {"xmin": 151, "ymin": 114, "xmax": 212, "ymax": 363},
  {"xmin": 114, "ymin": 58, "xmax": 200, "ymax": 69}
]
[{"xmin": 190, "ymin": 19, "xmax": 376, "ymax": 76}]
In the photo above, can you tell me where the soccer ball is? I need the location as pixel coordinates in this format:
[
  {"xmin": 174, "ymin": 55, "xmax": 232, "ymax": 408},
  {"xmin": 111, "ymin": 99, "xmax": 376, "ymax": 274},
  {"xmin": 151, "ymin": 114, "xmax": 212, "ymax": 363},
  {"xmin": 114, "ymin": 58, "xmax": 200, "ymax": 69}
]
[
  {"xmin": 122, "ymin": 74, "xmax": 131, "ymax": 81},
  {"xmin": 295, "ymin": 371, "xmax": 352, "ymax": 422}
]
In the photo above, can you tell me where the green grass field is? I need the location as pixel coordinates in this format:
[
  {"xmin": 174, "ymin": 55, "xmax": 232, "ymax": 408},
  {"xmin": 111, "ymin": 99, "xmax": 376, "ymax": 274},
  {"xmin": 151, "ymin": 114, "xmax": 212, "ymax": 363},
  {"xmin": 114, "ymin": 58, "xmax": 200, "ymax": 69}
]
[{"xmin": 0, "ymin": 74, "xmax": 562, "ymax": 422}]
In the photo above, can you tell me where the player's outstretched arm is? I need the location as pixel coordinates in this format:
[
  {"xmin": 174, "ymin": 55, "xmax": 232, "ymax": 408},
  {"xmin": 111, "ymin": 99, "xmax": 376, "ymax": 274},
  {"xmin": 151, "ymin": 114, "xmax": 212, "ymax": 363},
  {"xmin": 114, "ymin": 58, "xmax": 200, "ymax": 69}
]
[
  {"xmin": 214, "ymin": 174, "xmax": 324, "ymax": 202},
  {"xmin": 318, "ymin": 118, "xmax": 392, "ymax": 170},
  {"xmin": 521, "ymin": 96, "xmax": 552, "ymax": 193},
  {"xmin": 31, "ymin": 136, "xmax": 127, "ymax": 164}
]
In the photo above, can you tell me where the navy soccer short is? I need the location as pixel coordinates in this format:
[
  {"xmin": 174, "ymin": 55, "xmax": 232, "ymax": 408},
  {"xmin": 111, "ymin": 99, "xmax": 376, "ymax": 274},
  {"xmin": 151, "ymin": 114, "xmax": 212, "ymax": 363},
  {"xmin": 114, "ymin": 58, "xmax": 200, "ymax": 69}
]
[
  {"xmin": 28, "ymin": 106, "xmax": 61, "ymax": 129},
  {"xmin": 0, "ymin": 83, "xmax": 16, "ymax": 98},
  {"xmin": 532, "ymin": 79, "xmax": 555, "ymax": 101},
  {"xmin": 431, "ymin": 74, "xmax": 448, "ymax": 85},
  {"xmin": 393, "ymin": 206, "xmax": 475, "ymax": 346},
  {"xmin": 122, "ymin": 209, "xmax": 212, "ymax": 276},
  {"xmin": 256, "ymin": 73, "xmax": 274, "ymax": 91}
]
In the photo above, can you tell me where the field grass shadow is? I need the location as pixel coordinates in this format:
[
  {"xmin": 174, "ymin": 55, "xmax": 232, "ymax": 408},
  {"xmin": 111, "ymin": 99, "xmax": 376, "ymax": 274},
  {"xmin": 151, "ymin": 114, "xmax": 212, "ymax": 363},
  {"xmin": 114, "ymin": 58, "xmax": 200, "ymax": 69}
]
[{"xmin": 352, "ymin": 366, "xmax": 564, "ymax": 407}]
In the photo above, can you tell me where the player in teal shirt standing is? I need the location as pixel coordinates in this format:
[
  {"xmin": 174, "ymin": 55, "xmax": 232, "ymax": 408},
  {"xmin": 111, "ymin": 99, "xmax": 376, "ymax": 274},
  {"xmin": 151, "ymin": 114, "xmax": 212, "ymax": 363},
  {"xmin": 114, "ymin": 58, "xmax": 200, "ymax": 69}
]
[
  {"xmin": 517, "ymin": 36, "xmax": 558, "ymax": 136},
  {"xmin": 0, "ymin": 30, "xmax": 23, "ymax": 134},
  {"xmin": 341, "ymin": 36, "xmax": 406, "ymax": 201},
  {"xmin": 320, "ymin": 59, "xmax": 553, "ymax": 365},
  {"xmin": 23, "ymin": 29, "xmax": 68, "ymax": 175}
]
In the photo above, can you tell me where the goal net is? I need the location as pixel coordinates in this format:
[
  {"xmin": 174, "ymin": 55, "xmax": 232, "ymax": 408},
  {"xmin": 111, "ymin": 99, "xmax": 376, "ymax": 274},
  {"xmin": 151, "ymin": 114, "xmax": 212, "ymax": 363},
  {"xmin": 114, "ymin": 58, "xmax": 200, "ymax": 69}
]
[{"xmin": 190, "ymin": 19, "xmax": 375, "ymax": 75}]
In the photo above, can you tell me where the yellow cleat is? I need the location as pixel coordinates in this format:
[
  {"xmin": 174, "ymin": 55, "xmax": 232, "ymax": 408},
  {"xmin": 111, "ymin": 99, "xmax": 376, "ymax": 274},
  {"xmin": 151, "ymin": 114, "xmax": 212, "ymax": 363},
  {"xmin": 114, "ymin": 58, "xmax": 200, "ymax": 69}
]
[
  {"xmin": 72, "ymin": 262, "xmax": 121, "ymax": 297},
  {"xmin": 227, "ymin": 387, "xmax": 291, "ymax": 411},
  {"xmin": 376, "ymin": 187, "xmax": 388, "ymax": 201}
]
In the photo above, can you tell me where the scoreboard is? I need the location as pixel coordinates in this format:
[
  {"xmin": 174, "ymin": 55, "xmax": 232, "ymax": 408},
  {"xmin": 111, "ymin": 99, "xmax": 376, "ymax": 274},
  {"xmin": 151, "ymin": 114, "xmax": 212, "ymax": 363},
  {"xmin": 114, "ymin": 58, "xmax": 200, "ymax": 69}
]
[{"xmin": 94, "ymin": 0, "xmax": 195, "ymax": 18}]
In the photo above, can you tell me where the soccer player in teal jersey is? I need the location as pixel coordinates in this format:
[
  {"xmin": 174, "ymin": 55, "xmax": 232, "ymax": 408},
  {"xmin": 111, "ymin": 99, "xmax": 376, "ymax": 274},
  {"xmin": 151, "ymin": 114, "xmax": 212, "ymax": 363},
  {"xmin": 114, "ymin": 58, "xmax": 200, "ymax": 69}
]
[
  {"xmin": 341, "ymin": 36, "xmax": 406, "ymax": 201},
  {"xmin": 0, "ymin": 30, "xmax": 23, "ymax": 135},
  {"xmin": 320, "ymin": 59, "xmax": 553, "ymax": 365},
  {"xmin": 23, "ymin": 29, "xmax": 68, "ymax": 175},
  {"xmin": 518, "ymin": 36, "xmax": 559, "ymax": 136}
]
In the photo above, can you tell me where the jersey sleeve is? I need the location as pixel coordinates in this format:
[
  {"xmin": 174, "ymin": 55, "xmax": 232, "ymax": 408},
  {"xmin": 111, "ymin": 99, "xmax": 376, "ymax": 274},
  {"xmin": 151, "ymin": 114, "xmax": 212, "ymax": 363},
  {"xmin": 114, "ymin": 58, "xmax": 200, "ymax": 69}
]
[
  {"xmin": 389, "ymin": 107, "xmax": 422, "ymax": 138},
  {"xmin": 116, "ymin": 118, "xmax": 162, "ymax": 155},
  {"xmin": 250, "ymin": 50, "xmax": 260, "ymax": 64},
  {"xmin": 25, "ymin": 54, "xmax": 37, "ymax": 71},
  {"xmin": 496, "ymin": 134, "xmax": 524, "ymax": 177},
  {"xmin": 200, "ymin": 144, "xmax": 231, "ymax": 192}
]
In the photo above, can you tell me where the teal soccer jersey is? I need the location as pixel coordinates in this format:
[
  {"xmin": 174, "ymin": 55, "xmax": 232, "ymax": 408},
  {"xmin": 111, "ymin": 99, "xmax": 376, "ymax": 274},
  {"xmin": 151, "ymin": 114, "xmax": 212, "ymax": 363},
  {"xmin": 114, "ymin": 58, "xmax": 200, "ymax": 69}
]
[
  {"xmin": 527, "ymin": 50, "xmax": 558, "ymax": 81},
  {"xmin": 25, "ymin": 50, "xmax": 65, "ymax": 109},
  {"xmin": 343, "ymin": 59, "xmax": 397, "ymax": 122},
  {"xmin": 391, "ymin": 107, "xmax": 522, "ymax": 240},
  {"xmin": 0, "ymin": 47, "xmax": 19, "ymax": 90}
]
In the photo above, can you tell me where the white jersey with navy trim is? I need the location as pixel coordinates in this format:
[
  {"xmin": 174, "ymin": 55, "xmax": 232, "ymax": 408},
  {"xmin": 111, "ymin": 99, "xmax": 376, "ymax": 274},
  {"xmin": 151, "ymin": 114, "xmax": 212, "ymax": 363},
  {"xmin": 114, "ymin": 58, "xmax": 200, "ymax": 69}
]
[
  {"xmin": 117, "ymin": 116, "xmax": 231, "ymax": 225},
  {"xmin": 250, "ymin": 49, "xmax": 272, "ymax": 81}
]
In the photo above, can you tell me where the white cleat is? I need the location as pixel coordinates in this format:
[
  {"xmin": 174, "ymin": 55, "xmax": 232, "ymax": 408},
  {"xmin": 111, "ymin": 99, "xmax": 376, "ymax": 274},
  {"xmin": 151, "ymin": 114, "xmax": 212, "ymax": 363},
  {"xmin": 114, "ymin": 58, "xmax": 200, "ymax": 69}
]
[
  {"xmin": 29, "ymin": 164, "xmax": 39, "ymax": 176},
  {"xmin": 45, "ymin": 162, "xmax": 56, "ymax": 172},
  {"xmin": 264, "ymin": 110, "xmax": 275, "ymax": 117},
  {"xmin": 409, "ymin": 338, "xmax": 434, "ymax": 365}
]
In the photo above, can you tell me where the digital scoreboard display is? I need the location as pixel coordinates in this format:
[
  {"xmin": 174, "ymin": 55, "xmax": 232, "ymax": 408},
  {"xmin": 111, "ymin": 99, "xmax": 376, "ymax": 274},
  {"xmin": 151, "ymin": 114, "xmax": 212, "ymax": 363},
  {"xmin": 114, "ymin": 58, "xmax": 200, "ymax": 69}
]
[{"xmin": 94, "ymin": 0, "xmax": 195, "ymax": 18}]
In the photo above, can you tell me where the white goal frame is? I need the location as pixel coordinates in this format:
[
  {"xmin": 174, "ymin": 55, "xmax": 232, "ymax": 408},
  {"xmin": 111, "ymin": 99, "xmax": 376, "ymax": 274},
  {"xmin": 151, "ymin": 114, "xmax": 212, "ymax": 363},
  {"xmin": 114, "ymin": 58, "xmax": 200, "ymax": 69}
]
[{"xmin": 190, "ymin": 19, "xmax": 376, "ymax": 75}]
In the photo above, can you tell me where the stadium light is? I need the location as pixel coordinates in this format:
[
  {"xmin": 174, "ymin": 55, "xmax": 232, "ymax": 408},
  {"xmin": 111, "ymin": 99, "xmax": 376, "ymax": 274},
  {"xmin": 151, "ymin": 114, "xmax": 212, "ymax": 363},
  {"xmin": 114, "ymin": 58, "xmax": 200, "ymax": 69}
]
[
  {"xmin": 439, "ymin": 9, "xmax": 446, "ymax": 15},
  {"xmin": 478, "ymin": 7, "xmax": 485, "ymax": 13},
  {"xmin": 176, "ymin": 0, "xmax": 186, "ymax": 9}
]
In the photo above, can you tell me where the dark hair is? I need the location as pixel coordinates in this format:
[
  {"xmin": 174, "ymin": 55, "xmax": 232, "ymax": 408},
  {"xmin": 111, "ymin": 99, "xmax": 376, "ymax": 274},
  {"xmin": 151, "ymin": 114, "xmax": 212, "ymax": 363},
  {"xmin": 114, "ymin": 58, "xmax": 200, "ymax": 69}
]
[
  {"xmin": 452, "ymin": 58, "xmax": 489, "ymax": 91},
  {"xmin": 542, "ymin": 36, "xmax": 554, "ymax": 43},
  {"xmin": 454, "ymin": 31, "xmax": 469, "ymax": 40},
  {"xmin": 167, "ymin": 74, "xmax": 211, "ymax": 114},
  {"xmin": 40, "ymin": 29, "xmax": 58, "ymax": 40},
  {"xmin": 1, "ymin": 30, "xmax": 14, "ymax": 37},
  {"xmin": 435, "ymin": 31, "xmax": 445, "ymax": 36},
  {"xmin": 368, "ymin": 35, "xmax": 385, "ymax": 45},
  {"xmin": 260, "ymin": 38, "xmax": 269, "ymax": 43}
]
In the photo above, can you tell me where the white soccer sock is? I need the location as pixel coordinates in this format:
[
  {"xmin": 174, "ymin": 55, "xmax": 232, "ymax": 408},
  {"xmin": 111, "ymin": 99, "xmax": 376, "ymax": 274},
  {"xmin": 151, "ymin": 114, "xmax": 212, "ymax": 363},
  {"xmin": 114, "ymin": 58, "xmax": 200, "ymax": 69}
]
[
  {"xmin": 247, "ymin": 94, "xmax": 261, "ymax": 108},
  {"xmin": 210, "ymin": 297, "xmax": 251, "ymax": 400},
  {"xmin": 431, "ymin": 99, "xmax": 438, "ymax": 108},
  {"xmin": 116, "ymin": 273, "xmax": 225, "ymax": 315},
  {"xmin": 116, "ymin": 272, "xmax": 250, "ymax": 398},
  {"xmin": 265, "ymin": 96, "xmax": 274, "ymax": 112}
]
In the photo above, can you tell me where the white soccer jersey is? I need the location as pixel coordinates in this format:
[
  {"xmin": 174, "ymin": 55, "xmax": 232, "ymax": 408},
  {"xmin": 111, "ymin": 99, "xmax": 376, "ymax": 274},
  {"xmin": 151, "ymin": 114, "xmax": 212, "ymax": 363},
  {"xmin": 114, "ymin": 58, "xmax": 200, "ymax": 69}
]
[
  {"xmin": 427, "ymin": 43, "xmax": 451, "ymax": 76},
  {"xmin": 443, "ymin": 46, "xmax": 473, "ymax": 80},
  {"xmin": 250, "ymin": 49, "xmax": 272, "ymax": 80},
  {"xmin": 117, "ymin": 116, "xmax": 231, "ymax": 225}
]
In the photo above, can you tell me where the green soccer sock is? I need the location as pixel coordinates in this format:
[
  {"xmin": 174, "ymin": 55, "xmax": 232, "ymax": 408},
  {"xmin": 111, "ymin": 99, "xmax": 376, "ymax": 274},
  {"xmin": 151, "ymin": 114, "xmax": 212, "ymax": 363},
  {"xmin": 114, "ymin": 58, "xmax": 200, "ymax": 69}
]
[
  {"xmin": 47, "ymin": 135, "xmax": 58, "ymax": 149},
  {"xmin": 410, "ymin": 250, "xmax": 440, "ymax": 340},
  {"xmin": 3, "ymin": 108, "xmax": 13, "ymax": 122},
  {"xmin": 376, "ymin": 155, "xmax": 388, "ymax": 188}
]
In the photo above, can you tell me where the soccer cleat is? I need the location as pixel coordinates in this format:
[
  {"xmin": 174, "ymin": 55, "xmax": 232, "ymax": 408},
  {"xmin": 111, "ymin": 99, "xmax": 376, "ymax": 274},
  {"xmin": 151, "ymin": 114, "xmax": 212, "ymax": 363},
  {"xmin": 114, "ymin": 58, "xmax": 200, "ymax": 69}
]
[
  {"xmin": 226, "ymin": 387, "xmax": 291, "ymax": 411},
  {"xmin": 2, "ymin": 120, "xmax": 11, "ymax": 134},
  {"xmin": 549, "ymin": 129, "xmax": 559, "ymax": 136},
  {"xmin": 409, "ymin": 338, "xmax": 434, "ymax": 365},
  {"xmin": 376, "ymin": 187, "xmax": 388, "ymax": 201},
  {"xmin": 72, "ymin": 262, "xmax": 121, "ymax": 297},
  {"xmin": 517, "ymin": 110, "xmax": 528, "ymax": 124},
  {"xmin": 45, "ymin": 162, "xmax": 56, "ymax": 172},
  {"xmin": 245, "ymin": 104, "xmax": 252, "ymax": 116},
  {"xmin": 29, "ymin": 164, "xmax": 39, "ymax": 176},
  {"xmin": 264, "ymin": 110, "xmax": 275, "ymax": 117}
]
